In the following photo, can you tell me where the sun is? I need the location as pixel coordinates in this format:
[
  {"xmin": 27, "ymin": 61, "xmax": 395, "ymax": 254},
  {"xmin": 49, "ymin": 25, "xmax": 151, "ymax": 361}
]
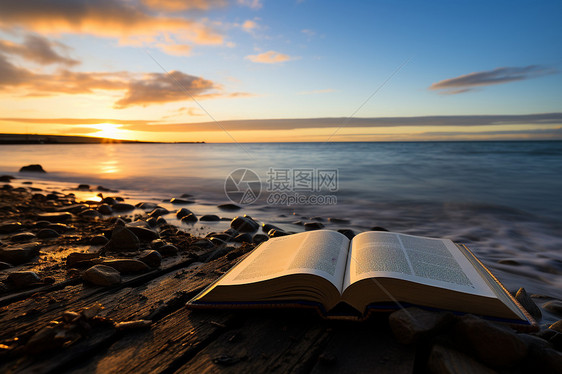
[{"xmin": 90, "ymin": 123, "xmax": 126, "ymax": 140}]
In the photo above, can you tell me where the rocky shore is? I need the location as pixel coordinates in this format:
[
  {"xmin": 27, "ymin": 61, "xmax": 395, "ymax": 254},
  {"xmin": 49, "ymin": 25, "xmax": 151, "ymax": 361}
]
[{"xmin": 1, "ymin": 176, "xmax": 562, "ymax": 373}]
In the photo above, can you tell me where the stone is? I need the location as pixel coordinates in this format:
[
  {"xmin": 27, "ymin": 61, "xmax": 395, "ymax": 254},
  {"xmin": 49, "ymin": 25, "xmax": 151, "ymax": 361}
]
[
  {"xmin": 82, "ymin": 265, "xmax": 121, "ymax": 286},
  {"xmin": 521, "ymin": 333, "xmax": 562, "ymax": 373},
  {"xmin": 549, "ymin": 320, "xmax": 562, "ymax": 333},
  {"xmin": 201, "ymin": 214, "xmax": 221, "ymax": 222},
  {"xmin": 98, "ymin": 204, "xmax": 113, "ymax": 215},
  {"xmin": 37, "ymin": 228, "xmax": 60, "ymax": 239},
  {"xmin": 10, "ymin": 231, "xmax": 36, "ymax": 242},
  {"xmin": 253, "ymin": 234, "xmax": 269, "ymax": 244},
  {"xmin": 138, "ymin": 250, "xmax": 162, "ymax": 268},
  {"xmin": 192, "ymin": 239, "xmax": 214, "ymax": 249},
  {"xmin": 101, "ymin": 259, "xmax": 151, "ymax": 274},
  {"xmin": 268, "ymin": 229, "xmax": 289, "ymax": 238},
  {"xmin": 328, "ymin": 217, "xmax": 350, "ymax": 224},
  {"xmin": 5, "ymin": 271, "xmax": 42, "ymax": 288},
  {"xmin": 47, "ymin": 223, "xmax": 73, "ymax": 233},
  {"xmin": 176, "ymin": 208, "xmax": 193, "ymax": 219},
  {"xmin": 262, "ymin": 223, "xmax": 282, "ymax": 233},
  {"xmin": 103, "ymin": 227, "xmax": 140, "ymax": 252},
  {"xmin": 515, "ymin": 287, "xmax": 542, "ymax": 320},
  {"xmin": 170, "ymin": 198, "xmax": 194, "ymax": 205},
  {"xmin": 57, "ymin": 204, "xmax": 87, "ymax": 214},
  {"xmin": 147, "ymin": 217, "xmax": 158, "ymax": 227},
  {"xmin": 157, "ymin": 244, "xmax": 178, "ymax": 256},
  {"xmin": 0, "ymin": 242, "xmax": 40, "ymax": 264},
  {"xmin": 19, "ymin": 164, "xmax": 46, "ymax": 173},
  {"xmin": 77, "ymin": 184, "xmax": 90, "ymax": 190},
  {"xmin": 150, "ymin": 239, "xmax": 166, "ymax": 250},
  {"xmin": 427, "ymin": 344, "xmax": 497, "ymax": 374},
  {"xmin": 180, "ymin": 213, "xmax": 198, "ymax": 223},
  {"xmin": 126, "ymin": 226, "xmax": 159, "ymax": 242},
  {"xmin": 102, "ymin": 197, "xmax": 117, "ymax": 205},
  {"xmin": 233, "ymin": 233, "xmax": 253, "ymax": 243},
  {"xmin": 337, "ymin": 229, "xmax": 355, "ymax": 239},
  {"xmin": 0, "ymin": 175, "xmax": 14, "ymax": 182},
  {"xmin": 37, "ymin": 212, "xmax": 72, "ymax": 222},
  {"xmin": 0, "ymin": 222, "xmax": 23, "ymax": 234},
  {"xmin": 79, "ymin": 209, "xmax": 102, "ymax": 218},
  {"xmin": 66, "ymin": 252, "xmax": 100, "ymax": 267},
  {"xmin": 218, "ymin": 203, "xmax": 241, "ymax": 211},
  {"xmin": 149, "ymin": 207, "xmax": 169, "ymax": 217},
  {"xmin": 112, "ymin": 203, "xmax": 136, "ymax": 212},
  {"xmin": 230, "ymin": 216, "xmax": 259, "ymax": 232},
  {"xmin": 0, "ymin": 261, "xmax": 12, "ymax": 269},
  {"xmin": 90, "ymin": 235, "xmax": 109, "ymax": 245},
  {"xmin": 209, "ymin": 237, "xmax": 227, "ymax": 246},
  {"xmin": 156, "ymin": 216, "xmax": 167, "ymax": 226},
  {"xmin": 454, "ymin": 314, "xmax": 528, "ymax": 368},
  {"xmin": 370, "ymin": 226, "xmax": 389, "ymax": 232},
  {"xmin": 388, "ymin": 307, "xmax": 455, "ymax": 345},
  {"xmin": 551, "ymin": 331, "xmax": 562, "ymax": 351},
  {"xmin": 543, "ymin": 300, "xmax": 562, "ymax": 316},
  {"xmin": 304, "ymin": 222, "xmax": 324, "ymax": 230}
]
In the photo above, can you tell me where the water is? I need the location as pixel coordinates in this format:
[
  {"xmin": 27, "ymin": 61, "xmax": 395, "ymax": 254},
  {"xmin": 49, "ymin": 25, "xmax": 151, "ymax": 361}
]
[{"xmin": 2, "ymin": 141, "xmax": 562, "ymax": 321}]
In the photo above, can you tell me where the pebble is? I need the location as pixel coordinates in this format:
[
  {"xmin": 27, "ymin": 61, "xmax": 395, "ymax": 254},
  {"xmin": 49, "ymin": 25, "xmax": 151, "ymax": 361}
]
[
  {"xmin": 268, "ymin": 229, "xmax": 288, "ymax": 238},
  {"xmin": 90, "ymin": 235, "xmax": 109, "ymax": 245},
  {"xmin": 454, "ymin": 314, "xmax": 527, "ymax": 368},
  {"xmin": 101, "ymin": 259, "xmax": 151, "ymax": 274},
  {"xmin": 19, "ymin": 164, "xmax": 46, "ymax": 173},
  {"xmin": 0, "ymin": 222, "xmax": 23, "ymax": 234},
  {"xmin": 201, "ymin": 214, "xmax": 221, "ymax": 222},
  {"xmin": 328, "ymin": 217, "xmax": 350, "ymax": 224},
  {"xmin": 370, "ymin": 226, "xmax": 389, "ymax": 232},
  {"xmin": 515, "ymin": 287, "xmax": 542, "ymax": 320},
  {"xmin": 180, "ymin": 213, "xmax": 198, "ymax": 223},
  {"xmin": 304, "ymin": 222, "xmax": 324, "ymax": 230},
  {"xmin": 176, "ymin": 208, "xmax": 193, "ymax": 219},
  {"xmin": 47, "ymin": 223, "xmax": 73, "ymax": 233},
  {"xmin": 170, "ymin": 198, "xmax": 194, "ymax": 205},
  {"xmin": 230, "ymin": 215, "xmax": 259, "ymax": 232},
  {"xmin": 253, "ymin": 234, "xmax": 269, "ymax": 244},
  {"xmin": 217, "ymin": 203, "xmax": 241, "ymax": 211},
  {"xmin": 98, "ymin": 204, "xmax": 113, "ymax": 215},
  {"xmin": 233, "ymin": 233, "xmax": 253, "ymax": 243},
  {"xmin": 0, "ymin": 175, "xmax": 14, "ymax": 182},
  {"xmin": 77, "ymin": 184, "xmax": 90, "ymax": 190},
  {"xmin": 156, "ymin": 216, "xmax": 167, "ymax": 225},
  {"xmin": 37, "ymin": 212, "xmax": 72, "ymax": 223},
  {"xmin": 0, "ymin": 242, "xmax": 40, "ymax": 264},
  {"xmin": 157, "ymin": 244, "xmax": 178, "ymax": 256},
  {"xmin": 388, "ymin": 307, "xmax": 455, "ymax": 345},
  {"xmin": 138, "ymin": 250, "xmax": 162, "ymax": 268},
  {"xmin": 5, "ymin": 271, "xmax": 43, "ymax": 288},
  {"xmin": 149, "ymin": 207, "xmax": 169, "ymax": 217},
  {"xmin": 10, "ymin": 232, "xmax": 37, "ymax": 242},
  {"xmin": 543, "ymin": 300, "xmax": 562, "ymax": 316},
  {"xmin": 428, "ymin": 344, "xmax": 496, "ymax": 374},
  {"xmin": 337, "ymin": 229, "xmax": 355, "ymax": 239},
  {"xmin": 79, "ymin": 209, "xmax": 102, "ymax": 218},
  {"xmin": 66, "ymin": 252, "xmax": 100, "ymax": 267},
  {"xmin": 37, "ymin": 228, "xmax": 60, "ymax": 239},
  {"xmin": 82, "ymin": 265, "xmax": 121, "ymax": 286},
  {"xmin": 103, "ymin": 227, "xmax": 140, "ymax": 252},
  {"xmin": 111, "ymin": 203, "xmax": 136, "ymax": 212},
  {"xmin": 549, "ymin": 320, "xmax": 562, "ymax": 333},
  {"xmin": 262, "ymin": 223, "xmax": 282, "ymax": 233},
  {"xmin": 192, "ymin": 239, "xmax": 214, "ymax": 249},
  {"xmin": 0, "ymin": 261, "xmax": 12, "ymax": 269},
  {"xmin": 126, "ymin": 226, "xmax": 159, "ymax": 242}
]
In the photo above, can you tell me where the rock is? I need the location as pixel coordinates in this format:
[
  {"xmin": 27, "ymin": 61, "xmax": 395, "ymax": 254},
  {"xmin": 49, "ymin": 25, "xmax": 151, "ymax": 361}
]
[
  {"xmin": 388, "ymin": 307, "xmax": 455, "ymax": 345},
  {"xmin": 551, "ymin": 331, "xmax": 562, "ymax": 351},
  {"xmin": 231, "ymin": 216, "xmax": 259, "ymax": 232},
  {"xmin": 37, "ymin": 228, "xmax": 60, "ymax": 239},
  {"xmin": 337, "ymin": 229, "xmax": 355, "ymax": 239},
  {"xmin": 101, "ymin": 259, "xmax": 150, "ymax": 274},
  {"xmin": 103, "ymin": 227, "xmax": 140, "ymax": 252},
  {"xmin": 5, "ymin": 271, "xmax": 42, "ymax": 288},
  {"xmin": 90, "ymin": 235, "xmax": 109, "ymax": 245},
  {"xmin": 19, "ymin": 164, "xmax": 46, "ymax": 173},
  {"xmin": 515, "ymin": 287, "xmax": 542, "ymax": 320},
  {"xmin": 521, "ymin": 333, "xmax": 562, "ymax": 373},
  {"xmin": 262, "ymin": 223, "xmax": 282, "ymax": 233},
  {"xmin": 57, "ymin": 204, "xmax": 87, "ymax": 214},
  {"xmin": 102, "ymin": 197, "xmax": 116, "ymax": 205},
  {"xmin": 97, "ymin": 185, "xmax": 115, "ymax": 192},
  {"xmin": 0, "ymin": 242, "xmax": 40, "ymax": 264},
  {"xmin": 98, "ymin": 204, "xmax": 113, "ymax": 215},
  {"xmin": 370, "ymin": 226, "xmax": 389, "ymax": 232},
  {"xmin": 10, "ymin": 231, "xmax": 36, "ymax": 242},
  {"xmin": 82, "ymin": 265, "xmax": 121, "ymax": 286},
  {"xmin": 218, "ymin": 203, "xmax": 241, "ymax": 211},
  {"xmin": 304, "ymin": 222, "xmax": 324, "ymax": 230},
  {"xmin": 79, "ymin": 209, "xmax": 102, "ymax": 218},
  {"xmin": 253, "ymin": 234, "xmax": 269, "ymax": 244},
  {"xmin": 149, "ymin": 207, "xmax": 169, "ymax": 218},
  {"xmin": 176, "ymin": 208, "xmax": 193, "ymax": 219},
  {"xmin": 37, "ymin": 212, "xmax": 72, "ymax": 222},
  {"xmin": 156, "ymin": 216, "xmax": 167, "ymax": 226},
  {"xmin": 549, "ymin": 320, "xmax": 562, "ymax": 333},
  {"xmin": 209, "ymin": 237, "xmax": 227, "ymax": 246},
  {"xmin": 150, "ymin": 239, "xmax": 166, "ymax": 250},
  {"xmin": 454, "ymin": 314, "xmax": 528, "ymax": 368},
  {"xmin": 180, "ymin": 213, "xmax": 198, "ymax": 223},
  {"xmin": 112, "ymin": 203, "xmax": 136, "ymax": 212},
  {"xmin": 0, "ymin": 175, "xmax": 14, "ymax": 182},
  {"xmin": 147, "ymin": 217, "xmax": 158, "ymax": 227},
  {"xmin": 233, "ymin": 233, "xmax": 253, "ymax": 243},
  {"xmin": 328, "ymin": 217, "xmax": 350, "ymax": 224},
  {"xmin": 157, "ymin": 244, "xmax": 178, "ymax": 256},
  {"xmin": 201, "ymin": 214, "xmax": 221, "ymax": 222},
  {"xmin": 47, "ymin": 223, "xmax": 73, "ymax": 233},
  {"xmin": 126, "ymin": 226, "xmax": 159, "ymax": 242},
  {"xmin": 1, "ymin": 184, "xmax": 13, "ymax": 190},
  {"xmin": 0, "ymin": 261, "xmax": 12, "ymax": 270},
  {"xmin": 543, "ymin": 300, "xmax": 562, "ymax": 316},
  {"xmin": 138, "ymin": 250, "xmax": 162, "ymax": 268},
  {"xmin": 268, "ymin": 229, "xmax": 288, "ymax": 238},
  {"xmin": 77, "ymin": 184, "xmax": 90, "ymax": 190},
  {"xmin": 193, "ymin": 239, "xmax": 214, "ymax": 249},
  {"xmin": 66, "ymin": 252, "xmax": 100, "ymax": 267},
  {"xmin": 170, "ymin": 198, "xmax": 194, "ymax": 205},
  {"xmin": 0, "ymin": 222, "xmax": 23, "ymax": 234},
  {"xmin": 427, "ymin": 344, "xmax": 496, "ymax": 374}
]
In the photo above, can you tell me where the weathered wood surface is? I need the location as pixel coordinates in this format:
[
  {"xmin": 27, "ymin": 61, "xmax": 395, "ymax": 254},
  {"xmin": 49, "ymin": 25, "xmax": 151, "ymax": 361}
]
[{"xmin": 0, "ymin": 253, "xmax": 416, "ymax": 373}]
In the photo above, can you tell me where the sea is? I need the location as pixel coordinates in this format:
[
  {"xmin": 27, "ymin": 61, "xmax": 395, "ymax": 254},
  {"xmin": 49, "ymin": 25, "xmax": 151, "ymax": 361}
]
[{"xmin": 1, "ymin": 141, "xmax": 562, "ymax": 323}]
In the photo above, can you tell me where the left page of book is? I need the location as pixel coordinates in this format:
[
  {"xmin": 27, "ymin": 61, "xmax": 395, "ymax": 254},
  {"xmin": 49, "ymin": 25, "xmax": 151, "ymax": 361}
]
[{"xmin": 218, "ymin": 230, "xmax": 350, "ymax": 292}]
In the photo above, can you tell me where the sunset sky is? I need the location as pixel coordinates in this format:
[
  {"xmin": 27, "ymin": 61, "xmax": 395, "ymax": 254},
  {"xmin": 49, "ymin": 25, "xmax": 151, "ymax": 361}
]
[{"xmin": 0, "ymin": 0, "xmax": 561, "ymax": 142}]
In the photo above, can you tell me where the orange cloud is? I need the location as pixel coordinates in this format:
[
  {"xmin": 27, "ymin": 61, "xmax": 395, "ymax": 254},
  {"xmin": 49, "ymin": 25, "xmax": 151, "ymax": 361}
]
[
  {"xmin": 245, "ymin": 50, "xmax": 292, "ymax": 64},
  {"xmin": 142, "ymin": 0, "xmax": 226, "ymax": 11},
  {"xmin": 0, "ymin": 34, "xmax": 78, "ymax": 65}
]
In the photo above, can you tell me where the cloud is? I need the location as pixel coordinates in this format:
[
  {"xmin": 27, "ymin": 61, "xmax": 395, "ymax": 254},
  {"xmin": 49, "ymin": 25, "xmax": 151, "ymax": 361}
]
[
  {"xmin": 113, "ymin": 70, "xmax": 219, "ymax": 108},
  {"xmin": 142, "ymin": 0, "xmax": 226, "ymax": 11},
  {"xmin": 0, "ymin": 0, "xmax": 224, "ymax": 56},
  {"xmin": 245, "ymin": 50, "xmax": 292, "ymax": 64},
  {"xmin": 237, "ymin": 0, "xmax": 263, "ymax": 9},
  {"xmin": 0, "ymin": 34, "xmax": 78, "ymax": 65},
  {"xmin": 156, "ymin": 43, "xmax": 192, "ymax": 56},
  {"xmin": 297, "ymin": 88, "xmax": 336, "ymax": 95},
  {"xmin": 430, "ymin": 65, "xmax": 557, "ymax": 94},
  {"xmin": 242, "ymin": 20, "xmax": 259, "ymax": 31}
]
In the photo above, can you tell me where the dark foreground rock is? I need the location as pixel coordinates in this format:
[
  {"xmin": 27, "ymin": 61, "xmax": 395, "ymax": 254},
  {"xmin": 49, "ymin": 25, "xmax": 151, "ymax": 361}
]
[
  {"xmin": 82, "ymin": 264, "xmax": 121, "ymax": 286},
  {"xmin": 19, "ymin": 164, "xmax": 46, "ymax": 173}
]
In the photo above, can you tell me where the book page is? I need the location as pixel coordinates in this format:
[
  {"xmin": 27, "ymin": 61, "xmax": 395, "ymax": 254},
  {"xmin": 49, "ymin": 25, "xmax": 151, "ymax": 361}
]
[
  {"xmin": 219, "ymin": 230, "xmax": 350, "ymax": 292},
  {"xmin": 344, "ymin": 232, "xmax": 495, "ymax": 297}
]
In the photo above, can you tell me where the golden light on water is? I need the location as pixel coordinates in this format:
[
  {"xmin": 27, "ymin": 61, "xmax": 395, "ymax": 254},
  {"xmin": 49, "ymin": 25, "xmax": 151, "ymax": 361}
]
[
  {"xmin": 89, "ymin": 123, "xmax": 128, "ymax": 140},
  {"xmin": 100, "ymin": 159, "xmax": 120, "ymax": 174}
]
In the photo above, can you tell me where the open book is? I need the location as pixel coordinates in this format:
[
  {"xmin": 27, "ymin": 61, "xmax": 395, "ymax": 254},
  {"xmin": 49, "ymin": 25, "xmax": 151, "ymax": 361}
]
[{"xmin": 187, "ymin": 230, "xmax": 536, "ymax": 328}]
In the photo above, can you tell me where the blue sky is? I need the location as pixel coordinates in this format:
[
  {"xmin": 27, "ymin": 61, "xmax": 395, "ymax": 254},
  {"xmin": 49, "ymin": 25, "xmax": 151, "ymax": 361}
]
[{"xmin": 0, "ymin": 0, "xmax": 561, "ymax": 141}]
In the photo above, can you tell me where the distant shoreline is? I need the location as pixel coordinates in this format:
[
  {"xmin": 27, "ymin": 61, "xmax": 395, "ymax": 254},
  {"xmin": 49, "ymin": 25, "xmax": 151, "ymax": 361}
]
[{"xmin": 0, "ymin": 134, "xmax": 205, "ymax": 144}]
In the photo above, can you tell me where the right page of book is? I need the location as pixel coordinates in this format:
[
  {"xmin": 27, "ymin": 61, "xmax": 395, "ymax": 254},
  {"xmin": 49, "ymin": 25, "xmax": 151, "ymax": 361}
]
[{"xmin": 343, "ymin": 231, "xmax": 496, "ymax": 297}]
